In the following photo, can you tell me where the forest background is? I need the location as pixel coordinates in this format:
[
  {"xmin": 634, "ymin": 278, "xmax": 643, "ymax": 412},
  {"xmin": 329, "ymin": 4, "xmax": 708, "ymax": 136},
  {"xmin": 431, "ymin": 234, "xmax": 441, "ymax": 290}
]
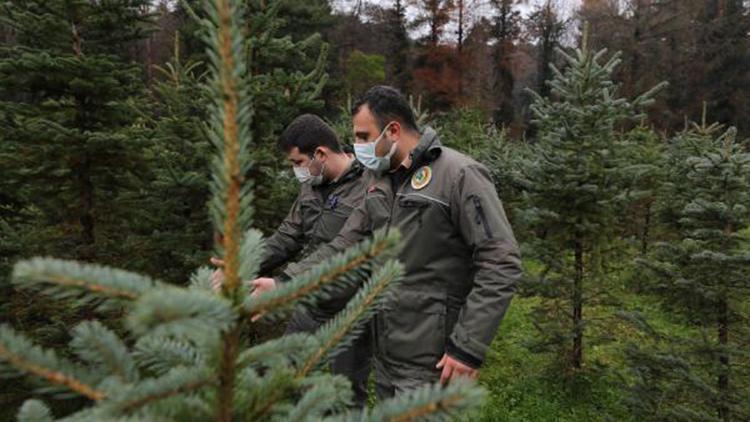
[{"xmin": 1, "ymin": 0, "xmax": 748, "ymax": 420}]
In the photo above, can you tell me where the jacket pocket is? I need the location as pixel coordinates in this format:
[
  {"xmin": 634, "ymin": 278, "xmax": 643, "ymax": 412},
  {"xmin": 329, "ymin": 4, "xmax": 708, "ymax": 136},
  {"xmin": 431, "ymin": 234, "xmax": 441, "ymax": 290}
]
[
  {"xmin": 383, "ymin": 289, "xmax": 447, "ymax": 369},
  {"xmin": 315, "ymin": 201, "xmax": 353, "ymax": 243},
  {"xmin": 470, "ymin": 195, "xmax": 493, "ymax": 240},
  {"xmin": 397, "ymin": 195, "xmax": 430, "ymax": 229},
  {"xmin": 299, "ymin": 198, "xmax": 321, "ymax": 240},
  {"xmin": 366, "ymin": 190, "xmax": 392, "ymax": 230}
]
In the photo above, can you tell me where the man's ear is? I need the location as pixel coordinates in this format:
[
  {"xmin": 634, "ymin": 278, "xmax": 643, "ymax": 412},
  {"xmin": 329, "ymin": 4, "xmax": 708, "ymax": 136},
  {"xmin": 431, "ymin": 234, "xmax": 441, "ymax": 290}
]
[
  {"xmin": 389, "ymin": 121, "xmax": 402, "ymax": 141},
  {"xmin": 313, "ymin": 146, "xmax": 327, "ymax": 161}
]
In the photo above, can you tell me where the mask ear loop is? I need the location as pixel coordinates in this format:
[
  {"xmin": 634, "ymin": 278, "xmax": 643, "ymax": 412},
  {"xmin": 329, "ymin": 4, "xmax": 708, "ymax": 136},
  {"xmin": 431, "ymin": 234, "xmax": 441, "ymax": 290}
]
[
  {"xmin": 309, "ymin": 149, "xmax": 327, "ymax": 183},
  {"xmin": 380, "ymin": 123, "xmax": 398, "ymax": 161}
]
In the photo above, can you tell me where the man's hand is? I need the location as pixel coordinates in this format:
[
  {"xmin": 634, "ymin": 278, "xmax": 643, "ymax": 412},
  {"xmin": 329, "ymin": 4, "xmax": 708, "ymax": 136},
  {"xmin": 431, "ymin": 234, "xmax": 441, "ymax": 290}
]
[
  {"xmin": 249, "ymin": 277, "xmax": 276, "ymax": 298},
  {"xmin": 248, "ymin": 277, "xmax": 277, "ymax": 322},
  {"xmin": 210, "ymin": 257, "xmax": 225, "ymax": 292},
  {"xmin": 436, "ymin": 353, "xmax": 478, "ymax": 384}
]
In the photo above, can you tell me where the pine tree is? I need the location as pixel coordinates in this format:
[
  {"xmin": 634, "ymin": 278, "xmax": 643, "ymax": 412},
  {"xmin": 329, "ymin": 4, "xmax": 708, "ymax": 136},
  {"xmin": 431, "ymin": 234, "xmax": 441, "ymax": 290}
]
[
  {"xmin": 0, "ymin": 1, "xmax": 486, "ymax": 420},
  {"xmin": 177, "ymin": 0, "xmax": 329, "ymax": 232},
  {"xmin": 522, "ymin": 28, "xmax": 665, "ymax": 371},
  {"xmin": 488, "ymin": 0, "xmax": 521, "ymax": 126},
  {"xmin": 412, "ymin": 0, "xmax": 455, "ymax": 46},
  {"xmin": 0, "ymin": 2, "xmax": 153, "ymax": 414},
  {"xmin": 344, "ymin": 50, "xmax": 386, "ymax": 97},
  {"xmin": 625, "ymin": 127, "xmax": 664, "ymax": 257},
  {"xmin": 386, "ymin": 0, "xmax": 411, "ymax": 92},
  {"xmin": 695, "ymin": 1, "xmax": 750, "ymax": 133},
  {"xmin": 121, "ymin": 31, "xmax": 215, "ymax": 283},
  {"xmin": 617, "ymin": 126, "xmax": 665, "ymax": 293},
  {"xmin": 625, "ymin": 121, "xmax": 750, "ymax": 421},
  {"xmin": 526, "ymin": 0, "xmax": 567, "ymax": 99},
  {"xmin": 0, "ymin": 0, "xmax": 153, "ymax": 262}
]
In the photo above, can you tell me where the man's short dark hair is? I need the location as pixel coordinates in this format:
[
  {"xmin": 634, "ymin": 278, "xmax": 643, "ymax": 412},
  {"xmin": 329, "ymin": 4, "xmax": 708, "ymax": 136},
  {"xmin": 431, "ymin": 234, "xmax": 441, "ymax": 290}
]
[
  {"xmin": 279, "ymin": 114, "xmax": 343, "ymax": 155},
  {"xmin": 351, "ymin": 85, "xmax": 419, "ymax": 132}
]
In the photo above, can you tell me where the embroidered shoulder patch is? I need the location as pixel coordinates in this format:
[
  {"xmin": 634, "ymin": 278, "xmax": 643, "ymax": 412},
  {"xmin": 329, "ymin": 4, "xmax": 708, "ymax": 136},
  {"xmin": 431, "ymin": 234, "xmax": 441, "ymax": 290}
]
[{"xmin": 411, "ymin": 166, "xmax": 432, "ymax": 190}]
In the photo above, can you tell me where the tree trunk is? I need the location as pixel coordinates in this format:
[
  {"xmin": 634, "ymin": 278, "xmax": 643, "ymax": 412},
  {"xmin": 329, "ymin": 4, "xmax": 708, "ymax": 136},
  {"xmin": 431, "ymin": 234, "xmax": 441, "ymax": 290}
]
[
  {"xmin": 457, "ymin": 0, "xmax": 464, "ymax": 98},
  {"xmin": 145, "ymin": 35, "xmax": 153, "ymax": 83},
  {"xmin": 628, "ymin": 0, "xmax": 643, "ymax": 97},
  {"xmin": 572, "ymin": 232, "xmax": 584, "ymax": 369},
  {"xmin": 77, "ymin": 157, "xmax": 95, "ymax": 249},
  {"xmin": 537, "ymin": 1, "xmax": 554, "ymax": 98},
  {"xmin": 717, "ymin": 297, "xmax": 729, "ymax": 421},
  {"xmin": 70, "ymin": 8, "xmax": 94, "ymax": 252},
  {"xmin": 640, "ymin": 202, "xmax": 652, "ymax": 257},
  {"xmin": 217, "ymin": 329, "xmax": 239, "ymax": 422}
]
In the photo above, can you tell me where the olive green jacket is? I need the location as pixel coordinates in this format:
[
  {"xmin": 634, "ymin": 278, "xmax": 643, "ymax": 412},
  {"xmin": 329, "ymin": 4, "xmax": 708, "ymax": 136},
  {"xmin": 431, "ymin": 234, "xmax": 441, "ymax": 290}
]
[
  {"xmin": 284, "ymin": 127, "xmax": 522, "ymax": 379},
  {"xmin": 260, "ymin": 160, "xmax": 368, "ymax": 319}
]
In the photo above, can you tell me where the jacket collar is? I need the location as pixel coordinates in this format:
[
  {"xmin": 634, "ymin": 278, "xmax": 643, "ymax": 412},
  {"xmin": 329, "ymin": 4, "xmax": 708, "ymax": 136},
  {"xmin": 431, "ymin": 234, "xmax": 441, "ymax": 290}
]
[
  {"xmin": 409, "ymin": 126, "xmax": 443, "ymax": 169},
  {"xmin": 314, "ymin": 157, "xmax": 363, "ymax": 191}
]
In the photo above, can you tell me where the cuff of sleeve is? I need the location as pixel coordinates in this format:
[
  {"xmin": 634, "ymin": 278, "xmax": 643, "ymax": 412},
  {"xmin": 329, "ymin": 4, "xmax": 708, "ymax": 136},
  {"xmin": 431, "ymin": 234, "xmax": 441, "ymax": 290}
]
[{"xmin": 446, "ymin": 338, "xmax": 482, "ymax": 369}]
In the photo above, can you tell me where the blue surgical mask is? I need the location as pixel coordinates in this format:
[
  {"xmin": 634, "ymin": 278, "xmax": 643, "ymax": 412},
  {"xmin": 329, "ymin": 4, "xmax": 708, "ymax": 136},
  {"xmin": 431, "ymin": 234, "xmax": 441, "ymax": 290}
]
[
  {"xmin": 293, "ymin": 158, "xmax": 325, "ymax": 186},
  {"xmin": 354, "ymin": 123, "xmax": 397, "ymax": 173}
]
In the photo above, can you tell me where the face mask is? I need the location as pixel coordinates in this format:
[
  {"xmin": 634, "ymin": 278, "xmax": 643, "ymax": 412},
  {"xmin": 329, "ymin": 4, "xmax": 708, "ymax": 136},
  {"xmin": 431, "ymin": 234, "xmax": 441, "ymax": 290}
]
[
  {"xmin": 354, "ymin": 123, "xmax": 397, "ymax": 173},
  {"xmin": 293, "ymin": 157, "xmax": 325, "ymax": 186}
]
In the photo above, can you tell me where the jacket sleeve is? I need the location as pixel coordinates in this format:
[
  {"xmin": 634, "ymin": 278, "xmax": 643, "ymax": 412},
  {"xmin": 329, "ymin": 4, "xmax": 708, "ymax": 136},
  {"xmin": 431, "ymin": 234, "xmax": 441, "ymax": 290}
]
[
  {"xmin": 446, "ymin": 163, "xmax": 522, "ymax": 368},
  {"xmin": 259, "ymin": 197, "xmax": 306, "ymax": 276},
  {"xmin": 281, "ymin": 197, "xmax": 372, "ymax": 281}
]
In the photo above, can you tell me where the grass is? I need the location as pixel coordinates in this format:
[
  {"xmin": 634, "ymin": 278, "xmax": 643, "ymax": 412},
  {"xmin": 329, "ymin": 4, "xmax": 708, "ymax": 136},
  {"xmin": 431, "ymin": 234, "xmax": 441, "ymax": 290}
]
[
  {"xmin": 476, "ymin": 277, "xmax": 700, "ymax": 421},
  {"xmin": 3, "ymin": 257, "xmax": 739, "ymax": 420},
  {"xmin": 477, "ymin": 296, "xmax": 629, "ymax": 421}
]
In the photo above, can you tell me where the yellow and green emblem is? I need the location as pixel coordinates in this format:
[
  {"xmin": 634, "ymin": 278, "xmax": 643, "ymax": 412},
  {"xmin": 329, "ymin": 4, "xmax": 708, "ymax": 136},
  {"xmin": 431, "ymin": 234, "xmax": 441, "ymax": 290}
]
[{"xmin": 411, "ymin": 166, "xmax": 432, "ymax": 190}]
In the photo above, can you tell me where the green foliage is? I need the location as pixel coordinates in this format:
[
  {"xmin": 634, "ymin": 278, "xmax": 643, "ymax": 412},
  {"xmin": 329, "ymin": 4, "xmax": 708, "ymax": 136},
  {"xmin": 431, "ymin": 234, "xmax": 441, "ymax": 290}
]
[
  {"xmin": 244, "ymin": 230, "xmax": 398, "ymax": 320},
  {"xmin": 478, "ymin": 295, "xmax": 632, "ymax": 421},
  {"xmin": 17, "ymin": 400, "xmax": 52, "ymax": 422},
  {"xmin": 0, "ymin": 0, "xmax": 153, "ymax": 263},
  {"xmin": 12, "ymin": 257, "xmax": 163, "ymax": 303},
  {"xmin": 0, "ymin": 1, "xmax": 485, "ymax": 420},
  {"xmin": 521, "ymin": 33, "xmax": 666, "ymax": 371},
  {"xmin": 123, "ymin": 31, "xmax": 214, "ymax": 283},
  {"xmin": 240, "ymin": 0, "xmax": 330, "ymax": 233},
  {"xmin": 626, "ymin": 123, "xmax": 750, "ymax": 421},
  {"xmin": 179, "ymin": 0, "xmax": 330, "ymax": 234},
  {"xmin": 617, "ymin": 127, "xmax": 666, "ymax": 260},
  {"xmin": 0, "ymin": 2, "xmax": 155, "ymax": 413},
  {"xmin": 70, "ymin": 321, "xmax": 137, "ymax": 384},
  {"xmin": 435, "ymin": 107, "xmax": 494, "ymax": 157},
  {"xmin": 344, "ymin": 50, "xmax": 386, "ymax": 97},
  {"xmin": 347, "ymin": 378, "xmax": 486, "ymax": 421},
  {"xmin": 434, "ymin": 107, "xmax": 530, "ymax": 233}
]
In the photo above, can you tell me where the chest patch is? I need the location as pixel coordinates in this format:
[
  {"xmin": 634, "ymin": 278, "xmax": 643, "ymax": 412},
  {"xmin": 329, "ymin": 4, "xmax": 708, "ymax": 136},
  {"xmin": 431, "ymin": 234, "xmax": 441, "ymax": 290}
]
[
  {"xmin": 326, "ymin": 194, "xmax": 340, "ymax": 210},
  {"xmin": 411, "ymin": 166, "xmax": 432, "ymax": 190}
]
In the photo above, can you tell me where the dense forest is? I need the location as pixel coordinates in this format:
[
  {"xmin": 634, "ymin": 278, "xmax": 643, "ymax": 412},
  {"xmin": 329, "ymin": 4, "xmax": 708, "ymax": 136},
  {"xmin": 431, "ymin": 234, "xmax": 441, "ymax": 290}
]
[{"xmin": 1, "ymin": 0, "xmax": 749, "ymax": 420}]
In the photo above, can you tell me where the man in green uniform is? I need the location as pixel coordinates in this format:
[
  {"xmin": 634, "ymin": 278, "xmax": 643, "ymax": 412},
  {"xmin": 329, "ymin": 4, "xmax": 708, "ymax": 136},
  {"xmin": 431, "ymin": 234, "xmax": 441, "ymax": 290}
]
[
  {"xmin": 212, "ymin": 114, "xmax": 371, "ymax": 406},
  {"xmin": 274, "ymin": 86, "xmax": 522, "ymax": 397}
]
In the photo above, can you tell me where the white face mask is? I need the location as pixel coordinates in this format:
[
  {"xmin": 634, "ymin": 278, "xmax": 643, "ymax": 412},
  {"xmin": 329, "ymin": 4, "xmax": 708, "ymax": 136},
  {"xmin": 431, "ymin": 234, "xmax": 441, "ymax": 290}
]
[
  {"xmin": 293, "ymin": 158, "xmax": 325, "ymax": 186},
  {"xmin": 354, "ymin": 123, "xmax": 397, "ymax": 174}
]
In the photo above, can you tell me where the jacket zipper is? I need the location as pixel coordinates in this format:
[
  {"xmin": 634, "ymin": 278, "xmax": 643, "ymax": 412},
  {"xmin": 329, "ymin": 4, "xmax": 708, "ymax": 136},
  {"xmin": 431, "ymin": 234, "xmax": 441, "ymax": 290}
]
[
  {"xmin": 380, "ymin": 173, "xmax": 413, "ymax": 361},
  {"xmin": 472, "ymin": 195, "xmax": 493, "ymax": 239},
  {"xmin": 385, "ymin": 173, "xmax": 412, "ymax": 234}
]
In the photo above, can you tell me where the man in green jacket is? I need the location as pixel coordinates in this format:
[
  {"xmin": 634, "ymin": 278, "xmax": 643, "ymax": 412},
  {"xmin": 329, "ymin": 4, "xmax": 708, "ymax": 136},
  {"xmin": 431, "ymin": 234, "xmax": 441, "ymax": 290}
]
[
  {"xmin": 270, "ymin": 86, "xmax": 522, "ymax": 397},
  {"xmin": 212, "ymin": 114, "xmax": 371, "ymax": 405}
]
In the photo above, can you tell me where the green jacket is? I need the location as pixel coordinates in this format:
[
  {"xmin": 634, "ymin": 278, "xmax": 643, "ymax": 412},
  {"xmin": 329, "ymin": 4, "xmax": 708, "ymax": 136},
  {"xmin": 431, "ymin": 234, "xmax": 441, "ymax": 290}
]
[
  {"xmin": 285, "ymin": 127, "xmax": 522, "ymax": 379},
  {"xmin": 260, "ymin": 160, "xmax": 368, "ymax": 319}
]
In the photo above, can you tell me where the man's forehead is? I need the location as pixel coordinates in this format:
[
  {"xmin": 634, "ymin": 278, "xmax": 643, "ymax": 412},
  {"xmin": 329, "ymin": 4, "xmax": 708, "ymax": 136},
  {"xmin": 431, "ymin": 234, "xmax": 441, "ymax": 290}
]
[
  {"xmin": 353, "ymin": 104, "xmax": 376, "ymax": 124},
  {"xmin": 286, "ymin": 147, "xmax": 306, "ymax": 161},
  {"xmin": 353, "ymin": 107, "xmax": 378, "ymax": 134}
]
